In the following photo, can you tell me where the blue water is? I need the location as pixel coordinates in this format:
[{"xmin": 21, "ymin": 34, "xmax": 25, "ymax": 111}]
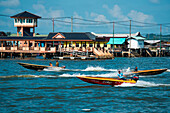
[{"xmin": 0, "ymin": 57, "xmax": 169, "ymax": 113}]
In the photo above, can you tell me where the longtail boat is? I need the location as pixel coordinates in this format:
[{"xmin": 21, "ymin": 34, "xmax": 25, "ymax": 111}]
[
  {"xmin": 131, "ymin": 68, "xmax": 167, "ymax": 75},
  {"xmin": 77, "ymin": 76, "xmax": 137, "ymax": 86},
  {"xmin": 18, "ymin": 62, "xmax": 65, "ymax": 71}
]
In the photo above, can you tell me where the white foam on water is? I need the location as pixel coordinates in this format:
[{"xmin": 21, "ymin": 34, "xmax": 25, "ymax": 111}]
[
  {"xmin": 0, "ymin": 74, "xmax": 57, "ymax": 78},
  {"xmin": 81, "ymin": 109, "xmax": 91, "ymax": 112},
  {"xmin": 43, "ymin": 67, "xmax": 69, "ymax": 72},
  {"xmin": 115, "ymin": 83, "xmax": 136, "ymax": 87},
  {"xmin": 135, "ymin": 80, "xmax": 170, "ymax": 87},
  {"xmin": 82, "ymin": 66, "xmax": 117, "ymax": 72},
  {"xmin": 82, "ymin": 66, "xmax": 107, "ymax": 71},
  {"xmin": 115, "ymin": 80, "xmax": 170, "ymax": 87},
  {"xmin": 167, "ymin": 69, "xmax": 170, "ymax": 72},
  {"xmin": 42, "ymin": 65, "xmax": 130, "ymax": 72},
  {"xmin": 58, "ymin": 72, "xmax": 118, "ymax": 78}
]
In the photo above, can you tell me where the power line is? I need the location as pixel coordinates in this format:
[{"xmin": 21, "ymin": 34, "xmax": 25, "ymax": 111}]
[
  {"xmin": 0, "ymin": 13, "xmax": 170, "ymax": 30},
  {"xmin": 0, "ymin": 14, "xmax": 11, "ymax": 17}
]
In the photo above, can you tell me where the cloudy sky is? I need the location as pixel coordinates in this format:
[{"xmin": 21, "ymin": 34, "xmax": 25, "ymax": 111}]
[{"xmin": 0, "ymin": 0, "xmax": 170, "ymax": 35}]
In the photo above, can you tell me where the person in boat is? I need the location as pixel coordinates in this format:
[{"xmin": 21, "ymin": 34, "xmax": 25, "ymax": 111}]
[
  {"xmin": 49, "ymin": 62, "xmax": 53, "ymax": 67},
  {"xmin": 56, "ymin": 60, "xmax": 59, "ymax": 67},
  {"xmin": 117, "ymin": 70, "xmax": 126, "ymax": 80},
  {"xmin": 134, "ymin": 66, "xmax": 138, "ymax": 72}
]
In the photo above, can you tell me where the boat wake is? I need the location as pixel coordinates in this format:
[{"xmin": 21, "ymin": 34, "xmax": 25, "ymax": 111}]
[
  {"xmin": 58, "ymin": 72, "xmax": 118, "ymax": 78},
  {"xmin": 81, "ymin": 66, "xmax": 117, "ymax": 72},
  {"xmin": 43, "ymin": 66, "xmax": 117, "ymax": 72},
  {"xmin": 0, "ymin": 74, "xmax": 57, "ymax": 78},
  {"xmin": 1, "ymin": 74, "xmax": 169, "ymax": 87},
  {"xmin": 116, "ymin": 80, "xmax": 170, "ymax": 87}
]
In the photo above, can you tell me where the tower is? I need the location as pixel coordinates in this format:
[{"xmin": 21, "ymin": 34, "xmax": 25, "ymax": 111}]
[{"xmin": 10, "ymin": 11, "xmax": 41, "ymax": 36}]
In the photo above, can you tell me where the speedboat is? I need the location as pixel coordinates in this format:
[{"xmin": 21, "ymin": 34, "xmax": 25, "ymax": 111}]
[
  {"xmin": 18, "ymin": 62, "xmax": 65, "ymax": 71},
  {"xmin": 77, "ymin": 76, "xmax": 137, "ymax": 86}
]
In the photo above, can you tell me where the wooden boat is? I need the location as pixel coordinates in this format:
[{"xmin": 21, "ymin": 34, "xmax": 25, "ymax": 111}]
[
  {"xmin": 132, "ymin": 68, "xmax": 167, "ymax": 75},
  {"xmin": 18, "ymin": 62, "xmax": 65, "ymax": 71},
  {"xmin": 77, "ymin": 76, "xmax": 137, "ymax": 86}
]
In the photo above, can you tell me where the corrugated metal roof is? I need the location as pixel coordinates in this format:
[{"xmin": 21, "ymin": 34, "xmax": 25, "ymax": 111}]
[
  {"xmin": 91, "ymin": 32, "xmax": 141, "ymax": 38},
  {"xmin": 107, "ymin": 38, "xmax": 126, "ymax": 44},
  {"xmin": 144, "ymin": 40, "xmax": 160, "ymax": 44},
  {"xmin": 11, "ymin": 11, "xmax": 41, "ymax": 18}
]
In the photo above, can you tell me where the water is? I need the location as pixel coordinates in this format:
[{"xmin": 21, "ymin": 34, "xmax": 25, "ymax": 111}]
[{"xmin": 0, "ymin": 57, "xmax": 169, "ymax": 113}]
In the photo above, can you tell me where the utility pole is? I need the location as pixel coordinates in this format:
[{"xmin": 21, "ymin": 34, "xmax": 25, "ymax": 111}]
[
  {"xmin": 53, "ymin": 18, "xmax": 54, "ymax": 32},
  {"xmin": 113, "ymin": 22, "xmax": 114, "ymax": 52},
  {"xmin": 129, "ymin": 20, "xmax": 131, "ymax": 57},
  {"xmin": 129, "ymin": 20, "xmax": 131, "ymax": 47},
  {"xmin": 159, "ymin": 24, "xmax": 162, "ymax": 57},
  {"xmin": 71, "ymin": 16, "xmax": 73, "ymax": 32}
]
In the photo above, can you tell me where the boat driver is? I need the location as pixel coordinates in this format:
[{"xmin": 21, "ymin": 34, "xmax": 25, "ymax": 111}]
[
  {"xmin": 117, "ymin": 70, "xmax": 126, "ymax": 80},
  {"xmin": 49, "ymin": 62, "xmax": 53, "ymax": 67},
  {"xmin": 134, "ymin": 66, "xmax": 138, "ymax": 72},
  {"xmin": 56, "ymin": 60, "xmax": 59, "ymax": 67}
]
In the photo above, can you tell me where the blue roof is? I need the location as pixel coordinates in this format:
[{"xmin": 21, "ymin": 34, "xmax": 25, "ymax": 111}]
[{"xmin": 107, "ymin": 38, "xmax": 126, "ymax": 44}]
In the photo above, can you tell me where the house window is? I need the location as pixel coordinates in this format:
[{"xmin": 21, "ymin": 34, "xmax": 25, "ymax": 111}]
[
  {"xmin": 69, "ymin": 43, "xmax": 72, "ymax": 47},
  {"xmin": 29, "ymin": 19, "xmax": 32, "ymax": 23},
  {"xmin": 15, "ymin": 19, "xmax": 17, "ymax": 23},
  {"xmin": 83, "ymin": 43, "xmax": 86, "ymax": 47},
  {"xmin": 89, "ymin": 43, "xmax": 93, "ymax": 47},
  {"xmin": 22, "ymin": 19, "xmax": 25, "ymax": 23},
  {"xmin": 26, "ymin": 19, "xmax": 29, "ymax": 23},
  {"xmin": 20, "ymin": 19, "xmax": 22, "ymax": 23},
  {"xmin": 34, "ymin": 19, "xmax": 37, "ymax": 23},
  {"xmin": 76, "ymin": 43, "xmax": 79, "ymax": 47},
  {"xmin": 104, "ymin": 43, "xmax": 107, "ymax": 47},
  {"xmin": 97, "ymin": 43, "xmax": 100, "ymax": 48}
]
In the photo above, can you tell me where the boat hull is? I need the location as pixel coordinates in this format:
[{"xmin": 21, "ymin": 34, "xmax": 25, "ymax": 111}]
[
  {"xmin": 133, "ymin": 68, "xmax": 167, "ymax": 75},
  {"xmin": 18, "ymin": 62, "xmax": 65, "ymax": 71},
  {"xmin": 77, "ymin": 76, "xmax": 137, "ymax": 86}
]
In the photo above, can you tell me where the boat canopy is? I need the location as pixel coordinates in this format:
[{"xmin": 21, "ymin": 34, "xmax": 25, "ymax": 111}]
[{"xmin": 107, "ymin": 38, "xmax": 126, "ymax": 44}]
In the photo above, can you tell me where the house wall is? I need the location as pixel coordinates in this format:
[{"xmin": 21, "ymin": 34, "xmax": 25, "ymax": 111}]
[
  {"xmin": 128, "ymin": 39, "xmax": 144, "ymax": 49},
  {"xmin": 63, "ymin": 41, "xmax": 111, "ymax": 49}
]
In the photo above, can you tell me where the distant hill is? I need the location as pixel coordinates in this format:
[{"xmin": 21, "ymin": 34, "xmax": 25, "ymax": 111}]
[{"xmin": 146, "ymin": 33, "xmax": 170, "ymax": 41}]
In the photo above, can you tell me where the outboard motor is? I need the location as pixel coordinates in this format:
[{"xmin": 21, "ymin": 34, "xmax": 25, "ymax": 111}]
[{"xmin": 132, "ymin": 74, "xmax": 139, "ymax": 81}]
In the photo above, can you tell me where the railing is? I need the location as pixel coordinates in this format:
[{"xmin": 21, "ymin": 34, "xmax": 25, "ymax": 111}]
[{"xmin": 0, "ymin": 47, "xmax": 56, "ymax": 53}]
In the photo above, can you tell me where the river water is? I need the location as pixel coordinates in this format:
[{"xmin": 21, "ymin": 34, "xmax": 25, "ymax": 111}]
[{"xmin": 0, "ymin": 57, "xmax": 169, "ymax": 113}]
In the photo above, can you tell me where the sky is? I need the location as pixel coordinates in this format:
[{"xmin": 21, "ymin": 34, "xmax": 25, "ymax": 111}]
[{"xmin": 0, "ymin": 0, "xmax": 170, "ymax": 35}]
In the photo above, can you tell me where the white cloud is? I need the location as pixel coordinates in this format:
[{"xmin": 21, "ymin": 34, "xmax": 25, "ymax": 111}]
[
  {"xmin": 32, "ymin": 3, "xmax": 66, "ymax": 32},
  {"xmin": 90, "ymin": 12, "xmax": 109, "ymax": 22},
  {"xmin": 32, "ymin": 4, "xmax": 47, "ymax": 17},
  {"xmin": 0, "ymin": 0, "xmax": 20, "ymax": 7},
  {"xmin": 128, "ymin": 10, "xmax": 154, "ymax": 23},
  {"xmin": 73, "ymin": 12, "xmax": 83, "ymax": 19},
  {"xmin": 49, "ymin": 9, "xmax": 64, "ymax": 18},
  {"xmin": 32, "ymin": 4, "xmax": 64, "ymax": 18},
  {"xmin": 103, "ymin": 4, "xmax": 129, "ymax": 21},
  {"xmin": 150, "ymin": 0, "xmax": 159, "ymax": 4},
  {"xmin": 103, "ymin": 4, "xmax": 154, "ymax": 23}
]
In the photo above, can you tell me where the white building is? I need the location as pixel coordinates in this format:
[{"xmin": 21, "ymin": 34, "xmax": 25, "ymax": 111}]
[{"xmin": 128, "ymin": 35, "xmax": 145, "ymax": 49}]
